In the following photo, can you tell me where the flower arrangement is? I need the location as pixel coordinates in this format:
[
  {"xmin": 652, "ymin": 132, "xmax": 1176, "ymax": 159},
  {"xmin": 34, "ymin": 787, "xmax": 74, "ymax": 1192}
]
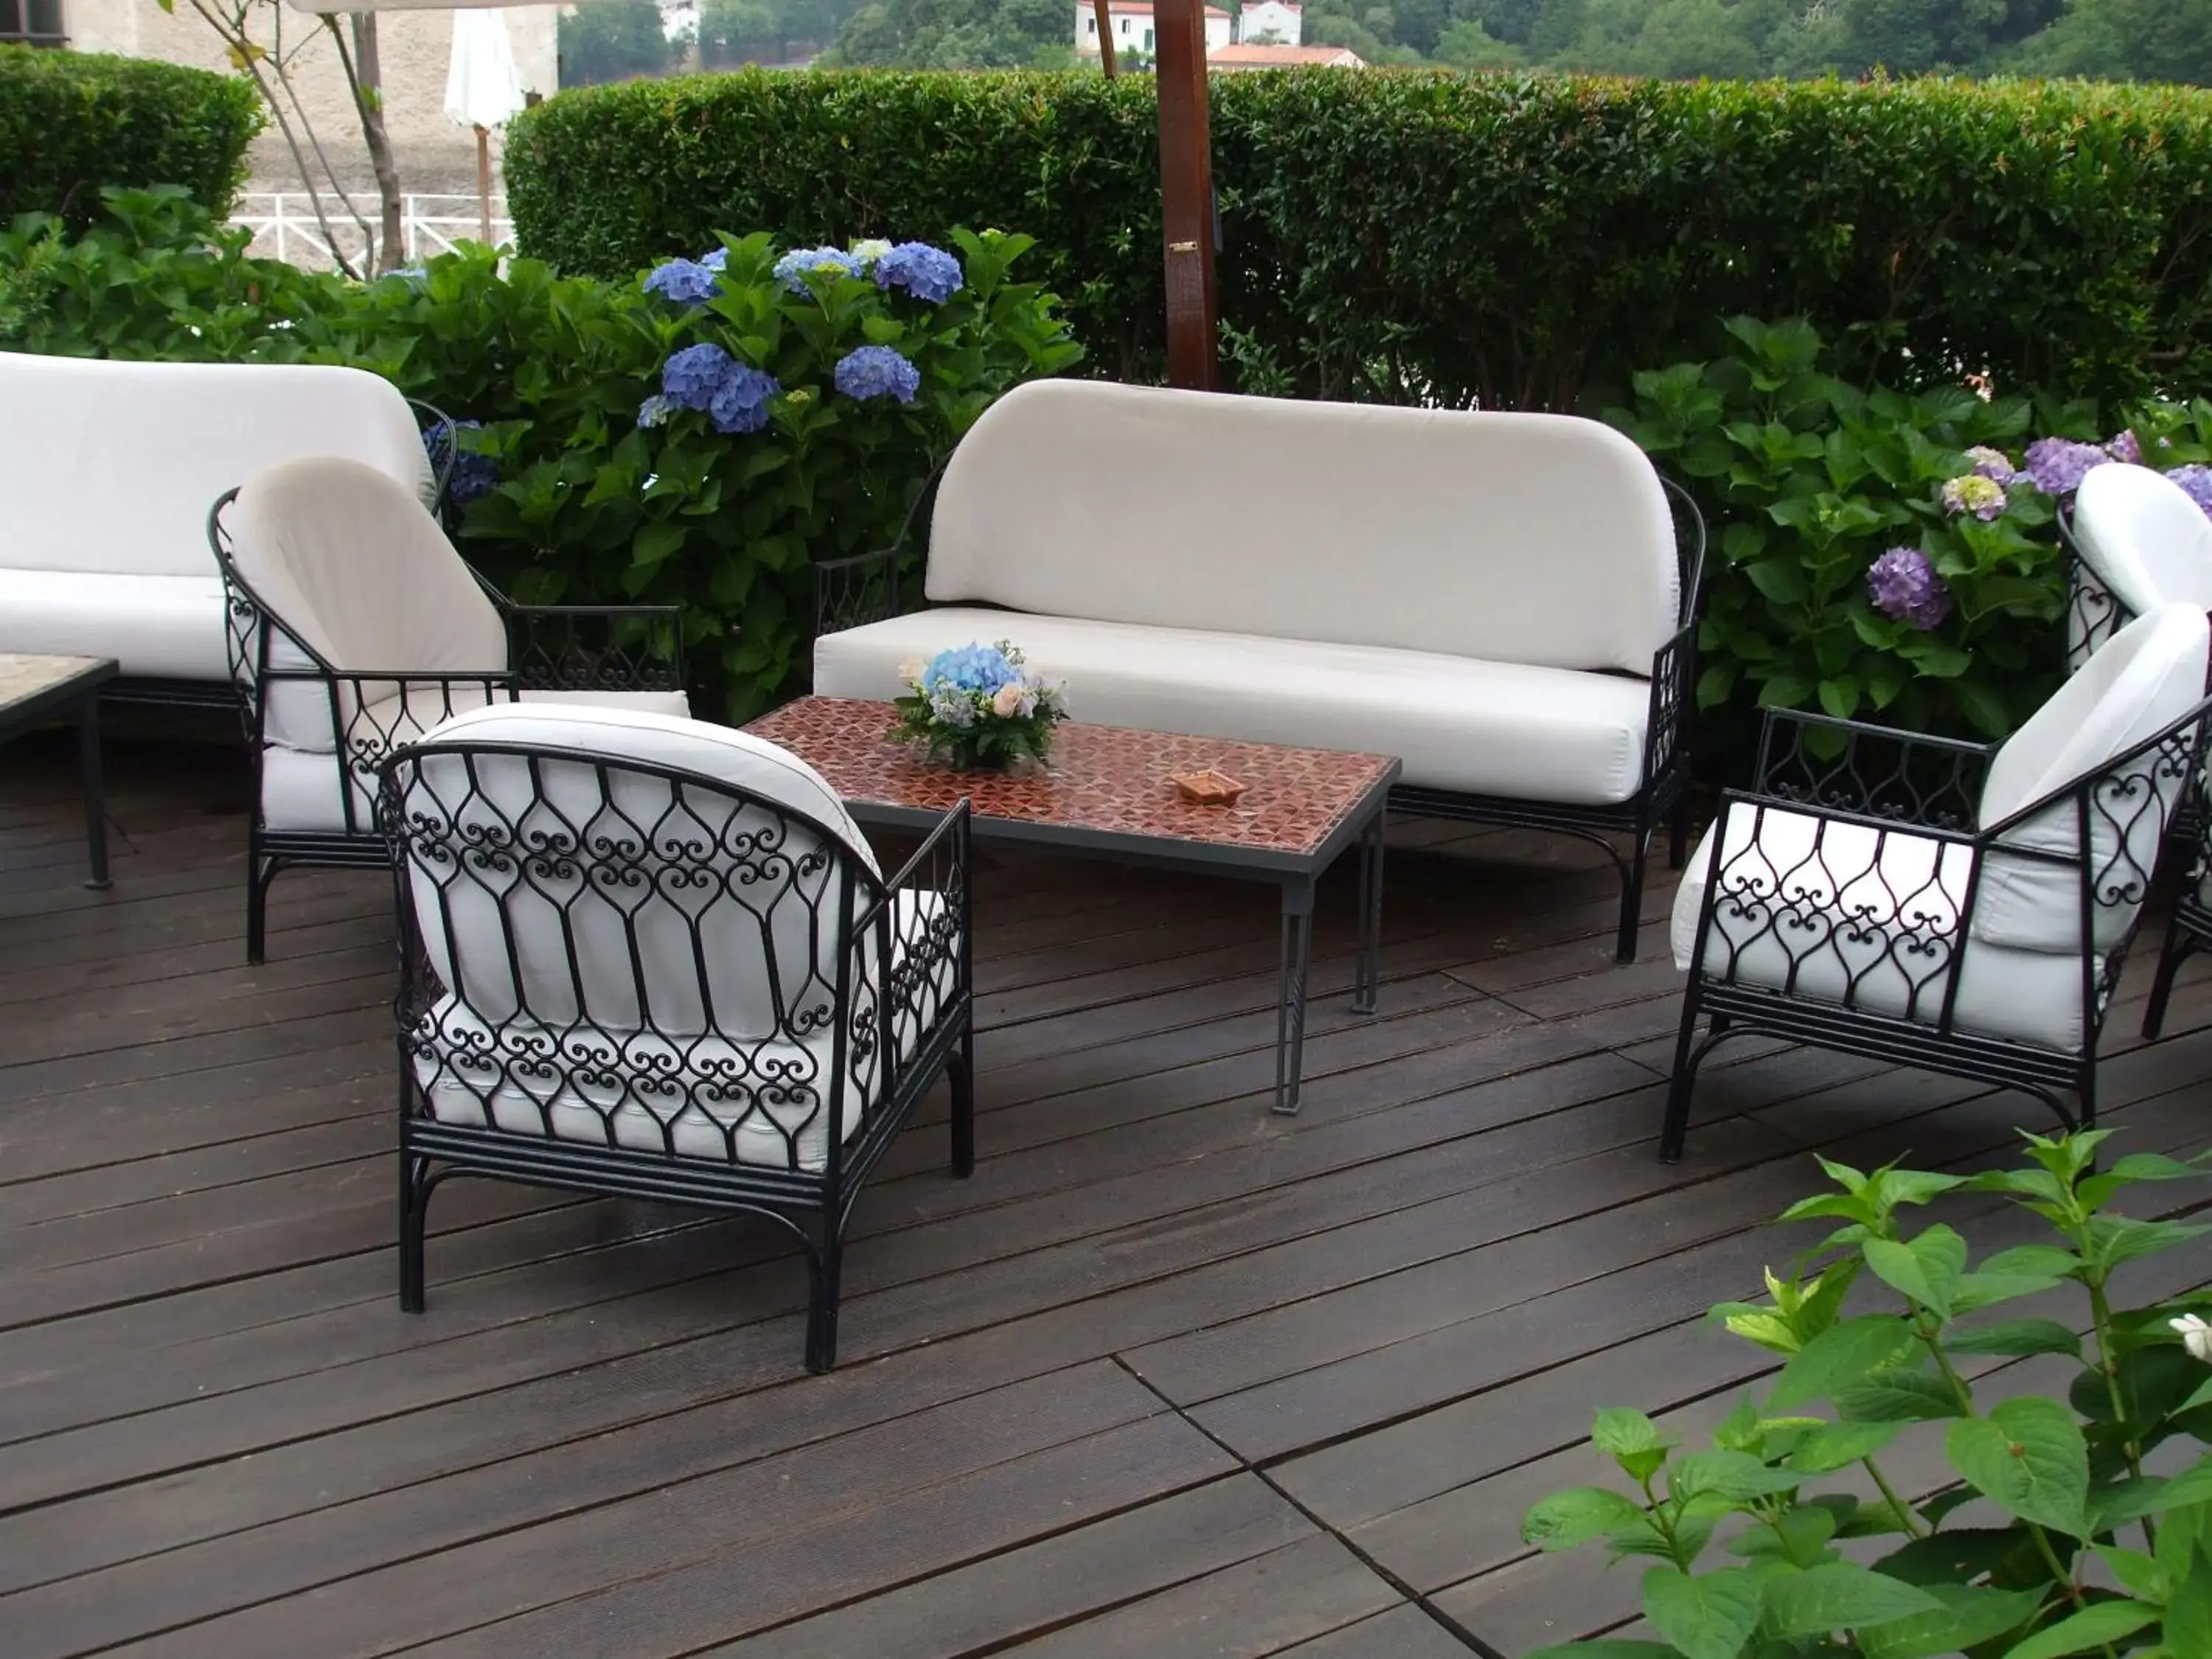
[{"xmin": 893, "ymin": 641, "xmax": 1066, "ymax": 771}]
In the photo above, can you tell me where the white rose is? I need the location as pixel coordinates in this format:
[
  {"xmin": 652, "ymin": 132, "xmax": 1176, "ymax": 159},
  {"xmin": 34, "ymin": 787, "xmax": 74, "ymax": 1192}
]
[
  {"xmin": 991, "ymin": 682, "xmax": 1026, "ymax": 718},
  {"xmin": 2174, "ymin": 1313, "xmax": 2212, "ymax": 1363}
]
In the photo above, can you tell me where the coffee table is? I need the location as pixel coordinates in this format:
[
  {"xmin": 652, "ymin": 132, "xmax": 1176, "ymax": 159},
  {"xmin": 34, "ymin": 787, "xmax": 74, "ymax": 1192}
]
[
  {"xmin": 0, "ymin": 654, "xmax": 117, "ymax": 890},
  {"xmin": 747, "ymin": 698, "xmax": 1399, "ymax": 1115}
]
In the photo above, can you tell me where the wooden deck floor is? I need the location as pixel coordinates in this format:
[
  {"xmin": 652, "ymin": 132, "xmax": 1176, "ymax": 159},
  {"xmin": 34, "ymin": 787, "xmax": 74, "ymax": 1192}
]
[{"xmin": 2, "ymin": 726, "xmax": 2210, "ymax": 1659}]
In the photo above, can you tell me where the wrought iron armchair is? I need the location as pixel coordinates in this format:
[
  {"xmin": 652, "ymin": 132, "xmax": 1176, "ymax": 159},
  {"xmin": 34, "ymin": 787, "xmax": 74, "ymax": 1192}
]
[
  {"xmin": 378, "ymin": 703, "xmax": 973, "ymax": 1373},
  {"xmin": 212, "ymin": 455, "xmax": 688, "ymax": 963},
  {"xmin": 1663, "ymin": 603, "xmax": 2212, "ymax": 1162},
  {"xmin": 816, "ymin": 471, "xmax": 1708, "ymax": 964}
]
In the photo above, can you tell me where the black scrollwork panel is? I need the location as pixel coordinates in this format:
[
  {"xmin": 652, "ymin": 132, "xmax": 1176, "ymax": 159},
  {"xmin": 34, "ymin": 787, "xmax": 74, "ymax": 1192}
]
[{"xmin": 1753, "ymin": 712, "xmax": 1992, "ymax": 834}]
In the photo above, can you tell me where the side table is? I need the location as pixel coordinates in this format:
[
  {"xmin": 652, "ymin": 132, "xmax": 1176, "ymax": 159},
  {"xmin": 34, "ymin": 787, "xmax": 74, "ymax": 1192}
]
[{"xmin": 0, "ymin": 655, "xmax": 119, "ymax": 889}]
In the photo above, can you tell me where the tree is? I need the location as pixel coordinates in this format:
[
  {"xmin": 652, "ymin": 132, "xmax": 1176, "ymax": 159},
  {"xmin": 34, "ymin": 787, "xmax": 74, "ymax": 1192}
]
[
  {"xmin": 559, "ymin": 0, "xmax": 680, "ymax": 86},
  {"xmin": 820, "ymin": 0, "xmax": 1071, "ymax": 66},
  {"xmin": 700, "ymin": 0, "xmax": 850, "ymax": 65},
  {"xmin": 1433, "ymin": 18, "xmax": 1527, "ymax": 65}
]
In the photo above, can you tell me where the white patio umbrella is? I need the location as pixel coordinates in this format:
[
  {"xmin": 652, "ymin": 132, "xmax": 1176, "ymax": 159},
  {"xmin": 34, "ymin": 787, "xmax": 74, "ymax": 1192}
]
[{"xmin": 445, "ymin": 8, "xmax": 529, "ymax": 243}]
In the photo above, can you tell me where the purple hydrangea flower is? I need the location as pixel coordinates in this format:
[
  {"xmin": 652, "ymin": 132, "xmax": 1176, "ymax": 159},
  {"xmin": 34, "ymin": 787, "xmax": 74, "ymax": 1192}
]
[
  {"xmin": 2107, "ymin": 429, "xmax": 2143, "ymax": 466},
  {"xmin": 708, "ymin": 364, "xmax": 780, "ymax": 435},
  {"xmin": 1867, "ymin": 547, "xmax": 1952, "ymax": 630},
  {"xmin": 875, "ymin": 242, "xmax": 964, "ymax": 305},
  {"xmin": 2166, "ymin": 465, "xmax": 2212, "ymax": 517},
  {"xmin": 833, "ymin": 344, "xmax": 922, "ymax": 405},
  {"xmin": 636, "ymin": 394, "xmax": 675, "ymax": 430},
  {"xmin": 644, "ymin": 258, "xmax": 721, "ymax": 306},
  {"xmin": 1964, "ymin": 445, "xmax": 2017, "ymax": 484},
  {"xmin": 2020, "ymin": 437, "xmax": 2110, "ymax": 497},
  {"xmin": 661, "ymin": 342, "xmax": 736, "ymax": 411},
  {"xmin": 1940, "ymin": 473, "xmax": 2008, "ymax": 522},
  {"xmin": 699, "ymin": 246, "xmax": 727, "ymax": 273},
  {"xmin": 773, "ymin": 246, "xmax": 864, "ymax": 293}
]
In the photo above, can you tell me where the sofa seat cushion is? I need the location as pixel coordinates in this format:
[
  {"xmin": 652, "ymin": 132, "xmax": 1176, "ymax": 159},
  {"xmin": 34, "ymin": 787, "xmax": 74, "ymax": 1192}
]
[
  {"xmin": 814, "ymin": 608, "xmax": 1653, "ymax": 807},
  {"xmin": 0, "ymin": 570, "xmax": 230, "ymax": 682},
  {"xmin": 261, "ymin": 689, "xmax": 692, "ymax": 832},
  {"xmin": 411, "ymin": 891, "xmax": 953, "ymax": 1172},
  {"xmin": 1669, "ymin": 804, "xmax": 2096, "ymax": 1054}
]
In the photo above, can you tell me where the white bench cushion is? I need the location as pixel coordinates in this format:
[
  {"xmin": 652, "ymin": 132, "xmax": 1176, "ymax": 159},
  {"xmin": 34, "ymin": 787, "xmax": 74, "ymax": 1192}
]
[
  {"xmin": 0, "ymin": 569, "xmax": 229, "ymax": 681},
  {"xmin": 1669, "ymin": 805, "xmax": 2094, "ymax": 1054},
  {"xmin": 0, "ymin": 356, "xmax": 432, "ymax": 582},
  {"xmin": 2072, "ymin": 464, "xmax": 2212, "ymax": 619},
  {"xmin": 925, "ymin": 380, "xmax": 1680, "ymax": 678},
  {"xmin": 813, "ymin": 607, "xmax": 1652, "ymax": 806}
]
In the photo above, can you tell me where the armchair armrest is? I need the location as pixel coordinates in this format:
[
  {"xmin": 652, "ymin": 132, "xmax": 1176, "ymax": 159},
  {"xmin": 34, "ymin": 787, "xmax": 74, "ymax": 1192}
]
[
  {"xmin": 814, "ymin": 464, "xmax": 945, "ymax": 639},
  {"xmin": 1639, "ymin": 615, "xmax": 1699, "ymax": 802},
  {"xmin": 499, "ymin": 602, "xmax": 686, "ymax": 695},
  {"xmin": 855, "ymin": 799, "xmax": 973, "ymax": 1107},
  {"xmin": 1750, "ymin": 708, "xmax": 1994, "ymax": 832}
]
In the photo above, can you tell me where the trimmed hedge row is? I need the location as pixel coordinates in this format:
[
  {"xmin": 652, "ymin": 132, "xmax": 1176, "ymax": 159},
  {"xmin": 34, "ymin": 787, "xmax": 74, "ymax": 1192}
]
[
  {"xmin": 507, "ymin": 69, "xmax": 2212, "ymax": 409},
  {"xmin": 0, "ymin": 46, "xmax": 260, "ymax": 225}
]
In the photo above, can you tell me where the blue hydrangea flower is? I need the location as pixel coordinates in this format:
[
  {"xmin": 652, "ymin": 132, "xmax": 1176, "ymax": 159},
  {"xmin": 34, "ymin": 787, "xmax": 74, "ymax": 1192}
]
[
  {"xmin": 644, "ymin": 258, "xmax": 721, "ymax": 305},
  {"xmin": 2020, "ymin": 437, "xmax": 2108, "ymax": 498},
  {"xmin": 833, "ymin": 344, "xmax": 922, "ymax": 405},
  {"xmin": 661, "ymin": 342, "xmax": 736, "ymax": 411},
  {"xmin": 849, "ymin": 237, "xmax": 893, "ymax": 267},
  {"xmin": 383, "ymin": 265, "xmax": 428, "ymax": 285},
  {"xmin": 2108, "ymin": 429, "xmax": 2143, "ymax": 466},
  {"xmin": 1866, "ymin": 547, "xmax": 1951, "ymax": 630},
  {"xmin": 923, "ymin": 642, "xmax": 1023, "ymax": 695},
  {"xmin": 708, "ymin": 364, "xmax": 781, "ymax": 435},
  {"xmin": 2166, "ymin": 465, "xmax": 2212, "ymax": 517},
  {"xmin": 699, "ymin": 246, "xmax": 728, "ymax": 273},
  {"xmin": 636, "ymin": 394, "xmax": 676, "ymax": 429},
  {"xmin": 1964, "ymin": 445, "xmax": 2016, "ymax": 484},
  {"xmin": 874, "ymin": 242, "xmax": 964, "ymax": 305},
  {"xmin": 424, "ymin": 419, "xmax": 500, "ymax": 507},
  {"xmin": 773, "ymin": 246, "xmax": 865, "ymax": 293}
]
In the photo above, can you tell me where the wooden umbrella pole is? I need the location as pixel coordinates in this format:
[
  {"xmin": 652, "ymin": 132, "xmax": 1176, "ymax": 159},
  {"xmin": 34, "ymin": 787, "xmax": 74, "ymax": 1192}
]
[
  {"xmin": 1091, "ymin": 0, "xmax": 1116, "ymax": 74},
  {"xmin": 1152, "ymin": 0, "xmax": 1218, "ymax": 389},
  {"xmin": 475, "ymin": 124, "xmax": 492, "ymax": 245}
]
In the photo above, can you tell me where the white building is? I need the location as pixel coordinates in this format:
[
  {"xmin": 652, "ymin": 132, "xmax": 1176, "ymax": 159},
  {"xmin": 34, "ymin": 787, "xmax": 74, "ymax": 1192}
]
[
  {"xmin": 1235, "ymin": 0, "xmax": 1301, "ymax": 44},
  {"xmin": 1074, "ymin": 1, "xmax": 1233, "ymax": 58}
]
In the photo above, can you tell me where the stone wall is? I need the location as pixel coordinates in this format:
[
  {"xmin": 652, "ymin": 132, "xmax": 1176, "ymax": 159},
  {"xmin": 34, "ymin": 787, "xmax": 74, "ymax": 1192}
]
[{"xmin": 65, "ymin": 0, "xmax": 560, "ymax": 194}]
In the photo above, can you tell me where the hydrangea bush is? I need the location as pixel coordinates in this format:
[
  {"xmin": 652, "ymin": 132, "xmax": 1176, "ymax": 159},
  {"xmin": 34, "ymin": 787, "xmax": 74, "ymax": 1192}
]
[
  {"xmin": 1520, "ymin": 1132, "xmax": 2212, "ymax": 1659},
  {"xmin": 892, "ymin": 641, "xmax": 1067, "ymax": 770}
]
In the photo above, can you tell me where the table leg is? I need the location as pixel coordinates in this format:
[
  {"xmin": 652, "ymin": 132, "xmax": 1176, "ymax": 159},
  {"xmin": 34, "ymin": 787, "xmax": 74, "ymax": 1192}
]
[
  {"xmin": 78, "ymin": 699, "xmax": 111, "ymax": 891},
  {"xmin": 1273, "ymin": 878, "xmax": 1315, "ymax": 1116},
  {"xmin": 1353, "ymin": 805, "xmax": 1385, "ymax": 1016}
]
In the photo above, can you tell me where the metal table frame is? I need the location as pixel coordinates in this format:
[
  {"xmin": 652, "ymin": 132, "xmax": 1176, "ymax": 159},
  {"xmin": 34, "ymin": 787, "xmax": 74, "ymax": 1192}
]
[
  {"xmin": 837, "ymin": 762, "xmax": 1397, "ymax": 1116},
  {"xmin": 0, "ymin": 655, "xmax": 117, "ymax": 890}
]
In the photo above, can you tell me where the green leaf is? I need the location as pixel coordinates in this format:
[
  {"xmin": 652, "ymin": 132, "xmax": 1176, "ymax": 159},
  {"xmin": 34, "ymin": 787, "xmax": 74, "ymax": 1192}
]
[
  {"xmin": 1671, "ymin": 1450, "xmax": 1803, "ymax": 1502},
  {"xmin": 1770, "ymin": 1316, "xmax": 1914, "ymax": 1409},
  {"xmin": 1857, "ymin": 1585, "xmax": 2049, "ymax": 1659},
  {"xmin": 1526, "ymin": 1644, "xmax": 1683, "ymax": 1659},
  {"xmin": 1785, "ymin": 1419, "xmax": 1904, "ymax": 1472},
  {"xmin": 1945, "ymin": 1318, "xmax": 2082, "ymax": 1359},
  {"xmin": 1864, "ymin": 1226, "xmax": 1966, "ymax": 1318},
  {"xmin": 1522, "ymin": 1486, "xmax": 1645, "ymax": 1551},
  {"xmin": 1731, "ymin": 1503, "xmax": 1837, "ymax": 1563},
  {"xmin": 1980, "ymin": 1245, "xmax": 2084, "ymax": 1280},
  {"xmin": 2166, "ymin": 1557, "xmax": 2212, "ymax": 1657},
  {"xmin": 1946, "ymin": 1399, "xmax": 2090, "ymax": 1536},
  {"xmin": 1641, "ymin": 1565, "xmax": 1763, "ymax": 1659},
  {"xmin": 2090, "ymin": 1216, "xmax": 2208, "ymax": 1273},
  {"xmin": 1761, "ymin": 1562, "xmax": 1941, "ymax": 1638},
  {"xmin": 2093, "ymin": 1543, "xmax": 2169, "ymax": 1601},
  {"xmin": 1837, "ymin": 1369, "xmax": 1966, "ymax": 1423},
  {"xmin": 1998, "ymin": 1599, "xmax": 2159, "ymax": 1659}
]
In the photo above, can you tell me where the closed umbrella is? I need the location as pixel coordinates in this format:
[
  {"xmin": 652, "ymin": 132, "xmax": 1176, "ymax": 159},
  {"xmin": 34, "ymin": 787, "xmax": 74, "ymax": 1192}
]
[{"xmin": 444, "ymin": 7, "xmax": 528, "ymax": 243}]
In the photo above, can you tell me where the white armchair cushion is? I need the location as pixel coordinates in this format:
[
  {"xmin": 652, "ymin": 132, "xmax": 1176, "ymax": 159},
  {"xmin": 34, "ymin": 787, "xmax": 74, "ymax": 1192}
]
[
  {"xmin": 392, "ymin": 706, "xmax": 917, "ymax": 1171},
  {"xmin": 2072, "ymin": 464, "xmax": 2212, "ymax": 619},
  {"xmin": 0, "ymin": 570, "xmax": 230, "ymax": 681},
  {"xmin": 924, "ymin": 380, "xmax": 1680, "ymax": 678},
  {"xmin": 0, "ymin": 355, "xmax": 431, "ymax": 582},
  {"xmin": 815, "ymin": 608, "xmax": 1654, "ymax": 807},
  {"xmin": 1669, "ymin": 805, "xmax": 2096, "ymax": 1053}
]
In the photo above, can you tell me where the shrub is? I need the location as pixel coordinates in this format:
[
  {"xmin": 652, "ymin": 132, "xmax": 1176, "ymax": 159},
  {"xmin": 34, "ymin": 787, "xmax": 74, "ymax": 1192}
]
[
  {"xmin": 0, "ymin": 46, "xmax": 260, "ymax": 225},
  {"xmin": 1520, "ymin": 1133, "xmax": 2212, "ymax": 1659},
  {"xmin": 506, "ymin": 69, "xmax": 2212, "ymax": 408}
]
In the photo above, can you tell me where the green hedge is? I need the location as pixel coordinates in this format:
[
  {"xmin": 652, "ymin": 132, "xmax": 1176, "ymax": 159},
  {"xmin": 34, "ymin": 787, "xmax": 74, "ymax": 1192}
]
[
  {"xmin": 507, "ymin": 69, "xmax": 2212, "ymax": 408},
  {"xmin": 0, "ymin": 47, "xmax": 261, "ymax": 226}
]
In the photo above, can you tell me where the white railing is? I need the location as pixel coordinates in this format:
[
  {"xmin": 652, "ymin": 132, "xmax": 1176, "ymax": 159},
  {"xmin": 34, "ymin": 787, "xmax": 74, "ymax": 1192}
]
[{"xmin": 229, "ymin": 192, "xmax": 515, "ymax": 272}]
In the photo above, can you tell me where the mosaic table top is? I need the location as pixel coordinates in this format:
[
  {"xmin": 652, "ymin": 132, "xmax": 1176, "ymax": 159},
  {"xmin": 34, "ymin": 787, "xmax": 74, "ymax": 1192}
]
[
  {"xmin": 0, "ymin": 654, "xmax": 114, "ymax": 717},
  {"xmin": 747, "ymin": 698, "xmax": 1399, "ymax": 863}
]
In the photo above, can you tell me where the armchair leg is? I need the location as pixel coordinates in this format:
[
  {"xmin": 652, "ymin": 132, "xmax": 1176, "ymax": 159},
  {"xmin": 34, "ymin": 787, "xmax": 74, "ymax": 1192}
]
[
  {"xmin": 804, "ymin": 1227, "xmax": 844, "ymax": 1374},
  {"xmin": 1669, "ymin": 797, "xmax": 1691, "ymax": 871},
  {"xmin": 246, "ymin": 844, "xmax": 276, "ymax": 965},
  {"xmin": 2140, "ymin": 925, "xmax": 2199, "ymax": 1041},
  {"xmin": 1615, "ymin": 832, "xmax": 1651, "ymax": 964},
  {"xmin": 397, "ymin": 1154, "xmax": 431, "ymax": 1313},
  {"xmin": 948, "ymin": 1022, "xmax": 975, "ymax": 1180},
  {"xmin": 1659, "ymin": 988, "xmax": 1707, "ymax": 1164}
]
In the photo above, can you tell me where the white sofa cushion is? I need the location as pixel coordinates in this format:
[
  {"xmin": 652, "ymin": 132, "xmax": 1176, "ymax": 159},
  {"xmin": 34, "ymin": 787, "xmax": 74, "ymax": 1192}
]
[
  {"xmin": 1974, "ymin": 602, "xmax": 2210, "ymax": 954},
  {"xmin": 813, "ymin": 607, "xmax": 1654, "ymax": 806},
  {"xmin": 391, "ymin": 705, "xmax": 922, "ymax": 1172},
  {"xmin": 2072, "ymin": 464, "xmax": 2212, "ymax": 619},
  {"xmin": 1669, "ymin": 804, "xmax": 2096, "ymax": 1054},
  {"xmin": 260, "ymin": 689, "xmax": 694, "ymax": 832},
  {"xmin": 925, "ymin": 380, "xmax": 1680, "ymax": 678},
  {"xmin": 0, "ymin": 355, "xmax": 431, "ymax": 582},
  {"xmin": 0, "ymin": 569, "xmax": 230, "ymax": 681}
]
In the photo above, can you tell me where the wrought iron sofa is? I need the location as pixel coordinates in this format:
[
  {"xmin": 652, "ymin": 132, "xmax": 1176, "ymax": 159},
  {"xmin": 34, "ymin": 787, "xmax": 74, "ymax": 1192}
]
[
  {"xmin": 810, "ymin": 380, "xmax": 1704, "ymax": 961},
  {"xmin": 0, "ymin": 353, "xmax": 447, "ymax": 709},
  {"xmin": 1662, "ymin": 602, "xmax": 2212, "ymax": 1161},
  {"xmin": 213, "ymin": 456, "xmax": 689, "ymax": 961},
  {"xmin": 378, "ymin": 702, "xmax": 974, "ymax": 1373}
]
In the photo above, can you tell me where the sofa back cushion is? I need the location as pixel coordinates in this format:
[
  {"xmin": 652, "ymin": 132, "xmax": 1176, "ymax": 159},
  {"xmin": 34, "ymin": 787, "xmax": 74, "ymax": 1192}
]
[
  {"xmin": 2071, "ymin": 463, "xmax": 2212, "ymax": 619},
  {"xmin": 0, "ymin": 355, "xmax": 431, "ymax": 580},
  {"xmin": 923, "ymin": 381, "xmax": 1680, "ymax": 677}
]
